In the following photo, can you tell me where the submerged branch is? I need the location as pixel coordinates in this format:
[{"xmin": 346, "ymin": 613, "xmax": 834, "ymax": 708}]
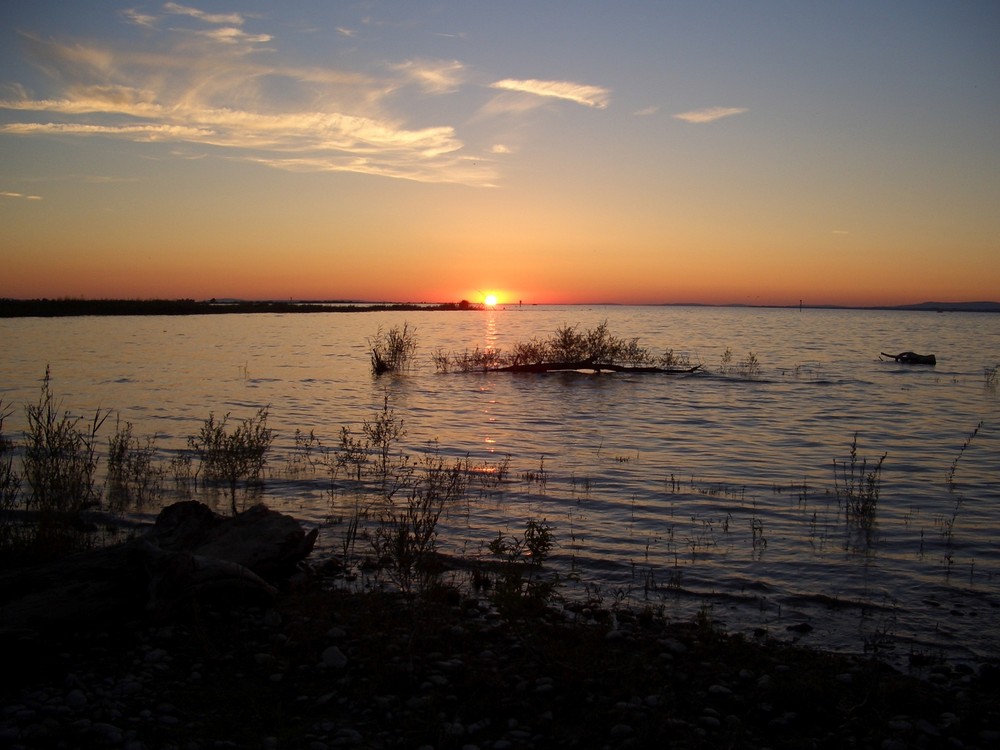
[{"xmin": 493, "ymin": 360, "xmax": 703, "ymax": 374}]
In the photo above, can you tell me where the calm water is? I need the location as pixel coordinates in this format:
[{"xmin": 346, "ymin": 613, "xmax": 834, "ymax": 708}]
[{"xmin": 2, "ymin": 306, "xmax": 999, "ymax": 666}]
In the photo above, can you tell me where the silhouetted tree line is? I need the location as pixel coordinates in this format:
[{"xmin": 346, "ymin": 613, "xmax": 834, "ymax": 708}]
[{"xmin": 0, "ymin": 299, "xmax": 478, "ymax": 317}]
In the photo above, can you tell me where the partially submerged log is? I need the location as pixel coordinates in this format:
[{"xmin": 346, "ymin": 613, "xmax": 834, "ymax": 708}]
[
  {"xmin": 881, "ymin": 351, "xmax": 936, "ymax": 365},
  {"xmin": 493, "ymin": 359, "xmax": 703, "ymax": 374},
  {"xmin": 0, "ymin": 502, "xmax": 318, "ymax": 638}
]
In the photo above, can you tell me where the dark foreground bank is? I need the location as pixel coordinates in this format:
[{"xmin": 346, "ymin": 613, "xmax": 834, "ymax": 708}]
[{"xmin": 3, "ymin": 579, "xmax": 999, "ymax": 750}]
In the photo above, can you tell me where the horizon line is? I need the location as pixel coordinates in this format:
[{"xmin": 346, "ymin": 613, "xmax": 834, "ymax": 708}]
[{"xmin": 3, "ymin": 297, "xmax": 999, "ymax": 313}]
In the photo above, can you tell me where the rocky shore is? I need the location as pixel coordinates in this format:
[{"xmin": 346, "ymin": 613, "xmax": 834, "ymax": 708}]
[{"xmin": 3, "ymin": 579, "xmax": 999, "ymax": 750}]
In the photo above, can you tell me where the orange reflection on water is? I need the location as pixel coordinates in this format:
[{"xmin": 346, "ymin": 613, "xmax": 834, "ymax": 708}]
[{"xmin": 479, "ymin": 311, "xmax": 500, "ymax": 448}]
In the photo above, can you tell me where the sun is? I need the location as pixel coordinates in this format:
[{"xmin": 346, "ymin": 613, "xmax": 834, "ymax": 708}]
[{"xmin": 484, "ymin": 294, "xmax": 498, "ymax": 307}]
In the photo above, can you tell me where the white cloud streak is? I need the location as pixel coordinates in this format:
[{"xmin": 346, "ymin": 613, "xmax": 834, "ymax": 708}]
[
  {"xmin": 673, "ymin": 106, "xmax": 748, "ymax": 123},
  {"xmin": 1, "ymin": 191, "xmax": 43, "ymax": 200},
  {"xmin": 489, "ymin": 78, "xmax": 610, "ymax": 109}
]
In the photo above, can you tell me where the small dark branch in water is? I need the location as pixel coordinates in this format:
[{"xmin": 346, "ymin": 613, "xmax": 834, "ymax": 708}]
[{"xmin": 880, "ymin": 351, "xmax": 936, "ymax": 365}]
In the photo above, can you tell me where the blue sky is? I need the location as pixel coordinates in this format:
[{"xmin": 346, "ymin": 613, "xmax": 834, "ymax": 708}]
[{"xmin": 1, "ymin": 1, "xmax": 998, "ymax": 305}]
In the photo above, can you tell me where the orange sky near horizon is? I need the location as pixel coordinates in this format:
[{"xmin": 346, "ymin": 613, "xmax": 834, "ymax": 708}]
[{"xmin": 1, "ymin": 2, "xmax": 998, "ymax": 307}]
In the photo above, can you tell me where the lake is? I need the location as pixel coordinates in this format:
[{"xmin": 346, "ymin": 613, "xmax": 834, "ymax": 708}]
[{"xmin": 2, "ymin": 305, "xmax": 998, "ymax": 667}]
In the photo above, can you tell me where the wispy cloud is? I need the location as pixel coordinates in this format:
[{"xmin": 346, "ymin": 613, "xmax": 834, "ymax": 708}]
[
  {"xmin": 0, "ymin": 121, "xmax": 215, "ymax": 140},
  {"xmin": 393, "ymin": 59, "xmax": 465, "ymax": 94},
  {"xmin": 633, "ymin": 105, "xmax": 660, "ymax": 117},
  {"xmin": 0, "ymin": 20, "xmax": 495, "ymax": 186},
  {"xmin": 489, "ymin": 78, "xmax": 610, "ymax": 109},
  {"xmin": 162, "ymin": 2, "xmax": 246, "ymax": 27},
  {"xmin": 673, "ymin": 106, "xmax": 747, "ymax": 123},
  {"xmin": 1, "ymin": 191, "xmax": 42, "ymax": 200},
  {"xmin": 195, "ymin": 27, "xmax": 272, "ymax": 46},
  {"xmin": 2, "ymin": 8, "xmax": 605, "ymax": 187},
  {"xmin": 121, "ymin": 9, "xmax": 158, "ymax": 28}
]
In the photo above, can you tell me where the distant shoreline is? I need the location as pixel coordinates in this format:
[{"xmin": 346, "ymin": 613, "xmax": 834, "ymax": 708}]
[
  {"xmin": 0, "ymin": 299, "xmax": 481, "ymax": 318},
  {"xmin": 1, "ymin": 297, "xmax": 998, "ymax": 317}
]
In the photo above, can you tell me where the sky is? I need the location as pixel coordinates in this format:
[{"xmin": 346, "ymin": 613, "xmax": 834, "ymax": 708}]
[{"xmin": 1, "ymin": 1, "xmax": 998, "ymax": 307}]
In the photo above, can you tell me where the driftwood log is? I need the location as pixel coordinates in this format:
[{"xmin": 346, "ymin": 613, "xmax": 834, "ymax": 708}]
[
  {"xmin": 493, "ymin": 359, "xmax": 703, "ymax": 374},
  {"xmin": 881, "ymin": 351, "xmax": 937, "ymax": 365},
  {"xmin": 0, "ymin": 501, "xmax": 318, "ymax": 638}
]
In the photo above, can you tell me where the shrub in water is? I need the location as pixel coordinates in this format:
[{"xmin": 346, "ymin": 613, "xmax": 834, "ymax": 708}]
[
  {"xmin": 22, "ymin": 367, "xmax": 108, "ymax": 516},
  {"xmin": 370, "ymin": 323, "xmax": 418, "ymax": 375},
  {"xmin": 188, "ymin": 406, "xmax": 274, "ymax": 515},
  {"xmin": 106, "ymin": 417, "xmax": 164, "ymax": 512}
]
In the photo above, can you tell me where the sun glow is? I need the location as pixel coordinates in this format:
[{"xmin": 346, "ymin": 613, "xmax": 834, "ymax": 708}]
[{"xmin": 484, "ymin": 294, "xmax": 498, "ymax": 307}]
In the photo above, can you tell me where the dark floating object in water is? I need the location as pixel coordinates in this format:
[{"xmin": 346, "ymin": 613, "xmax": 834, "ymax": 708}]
[{"xmin": 881, "ymin": 351, "xmax": 936, "ymax": 365}]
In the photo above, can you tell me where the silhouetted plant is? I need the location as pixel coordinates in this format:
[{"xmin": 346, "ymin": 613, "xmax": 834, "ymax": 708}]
[
  {"xmin": 834, "ymin": 433, "xmax": 886, "ymax": 528},
  {"xmin": 23, "ymin": 367, "xmax": 109, "ymax": 516},
  {"xmin": 719, "ymin": 348, "xmax": 734, "ymax": 374},
  {"xmin": 0, "ymin": 401, "xmax": 23, "ymax": 552},
  {"xmin": 283, "ymin": 428, "xmax": 322, "ymax": 477},
  {"xmin": 363, "ymin": 394, "xmax": 406, "ymax": 484},
  {"xmin": 487, "ymin": 519, "xmax": 556, "ymax": 613},
  {"xmin": 370, "ymin": 323, "xmax": 417, "ymax": 375},
  {"xmin": 659, "ymin": 348, "xmax": 693, "ymax": 369},
  {"xmin": 718, "ymin": 348, "xmax": 760, "ymax": 378},
  {"xmin": 188, "ymin": 406, "xmax": 273, "ymax": 515},
  {"xmin": 441, "ymin": 347, "xmax": 504, "ymax": 373},
  {"xmin": 737, "ymin": 352, "xmax": 761, "ymax": 378},
  {"xmin": 371, "ymin": 454, "xmax": 467, "ymax": 593},
  {"xmin": 105, "ymin": 417, "xmax": 164, "ymax": 512},
  {"xmin": 521, "ymin": 455, "xmax": 548, "ymax": 491},
  {"xmin": 467, "ymin": 454, "xmax": 511, "ymax": 490},
  {"xmin": 434, "ymin": 322, "xmax": 693, "ymax": 373},
  {"xmin": 332, "ymin": 424, "xmax": 368, "ymax": 483},
  {"xmin": 509, "ymin": 338, "xmax": 548, "ymax": 367},
  {"xmin": 941, "ymin": 421, "xmax": 983, "ymax": 555}
]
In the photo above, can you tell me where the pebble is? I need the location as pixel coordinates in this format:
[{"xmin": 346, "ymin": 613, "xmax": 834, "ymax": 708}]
[
  {"xmin": 142, "ymin": 648, "xmax": 168, "ymax": 664},
  {"xmin": 321, "ymin": 646, "xmax": 348, "ymax": 668}
]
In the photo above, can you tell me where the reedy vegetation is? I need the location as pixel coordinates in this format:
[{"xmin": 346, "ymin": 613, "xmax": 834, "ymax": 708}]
[
  {"xmin": 0, "ymin": 401, "xmax": 22, "ymax": 551},
  {"xmin": 833, "ymin": 433, "xmax": 886, "ymax": 529},
  {"xmin": 434, "ymin": 322, "xmax": 694, "ymax": 372},
  {"xmin": 106, "ymin": 417, "xmax": 164, "ymax": 513},
  {"xmin": 370, "ymin": 323, "xmax": 418, "ymax": 375},
  {"xmin": 22, "ymin": 367, "xmax": 109, "ymax": 517}
]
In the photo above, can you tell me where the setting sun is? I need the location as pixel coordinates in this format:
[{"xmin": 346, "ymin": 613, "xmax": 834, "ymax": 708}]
[{"xmin": 484, "ymin": 294, "xmax": 498, "ymax": 307}]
